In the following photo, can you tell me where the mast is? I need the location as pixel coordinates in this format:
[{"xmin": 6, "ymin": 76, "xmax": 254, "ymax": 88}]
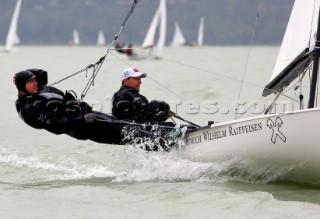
[{"xmin": 308, "ymin": 7, "xmax": 320, "ymax": 108}]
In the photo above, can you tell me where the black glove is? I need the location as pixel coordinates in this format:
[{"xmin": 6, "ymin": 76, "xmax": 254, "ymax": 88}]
[
  {"xmin": 149, "ymin": 100, "xmax": 170, "ymax": 112},
  {"xmin": 64, "ymin": 90, "xmax": 77, "ymax": 101},
  {"xmin": 65, "ymin": 100, "xmax": 81, "ymax": 115},
  {"xmin": 79, "ymin": 101, "xmax": 93, "ymax": 114},
  {"xmin": 149, "ymin": 100, "xmax": 171, "ymax": 122},
  {"xmin": 133, "ymin": 97, "xmax": 147, "ymax": 109}
]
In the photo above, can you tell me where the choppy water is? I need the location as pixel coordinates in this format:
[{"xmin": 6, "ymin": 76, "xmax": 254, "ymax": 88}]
[{"xmin": 1, "ymin": 46, "xmax": 320, "ymax": 218}]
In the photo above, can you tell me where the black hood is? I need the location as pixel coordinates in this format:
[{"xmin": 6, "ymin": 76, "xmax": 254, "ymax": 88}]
[{"xmin": 14, "ymin": 71, "xmax": 35, "ymax": 93}]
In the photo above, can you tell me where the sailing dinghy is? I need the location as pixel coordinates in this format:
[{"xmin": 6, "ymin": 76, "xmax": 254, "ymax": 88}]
[
  {"xmin": 97, "ymin": 30, "xmax": 106, "ymax": 46},
  {"xmin": 68, "ymin": 29, "xmax": 80, "ymax": 46},
  {"xmin": 141, "ymin": 0, "xmax": 167, "ymax": 58},
  {"xmin": 197, "ymin": 17, "xmax": 204, "ymax": 46},
  {"xmin": 4, "ymin": 0, "xmax": 22, "ymax": 52},
  {"xmin": 170, "ymin": 17, "xmax": 204, "ymax": 47},
  {"xmin": 171, "ymin": 22, "xmax": 186, "ymax": 46},
  {"xmin": 170, "ymin": 0, "xmax": 320, "ymax": 183}
]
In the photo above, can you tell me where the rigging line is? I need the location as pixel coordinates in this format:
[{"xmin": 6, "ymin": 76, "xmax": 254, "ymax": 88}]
[
  {"xmin": 109, "ymin": 52, "xmax": 208, "ymax": 124},
  {"xmin": 49, "ymin": 0, "xmax": 140, "ymax": 96},
  {"xmin": 114, "ymin": 46, "xmax": 296, "ymax": 106},
  {"xmin": 100, "ymin": 0, "xmax": 140, "ymax": 58},
  {"xmin": 133, "ymin": 47, "xmax": 290, "ymax": 100},
  {"xmin": 80, "ymin": 0, "xmax": 140, "ymax": 99},
  {"xmin": 147, "ymin": 77, "xmax": 187, "ymax": 101},
  {"xmin": 109, "ymin": 52, "xmax": 187, "ymax": 101},
  {"xmin": 109, "ymin": 51, "xmax": 132, "ymax": 66},
  {"xmin": 306, "ymin": 0, "xmax": 319, "ymax": 107},
  {"xmin": 309, "ymin": 0, "xmax": 317, "ymax": 48},
  {"xmin": 232, "ymin": 77, "xmax": 303, "ymax": 120},
  {"xmin": 102, "ymin": 0, "xmax": 139, "ymax": 57},
  {"xmin": 108, "ymin": 52, "xmax": 205, "ymax": 124},
  {"xmin": 234, "ymin": 0, "xmax": 263, "ymax": 120},
  {"xmin": 49, "ymin": 66, "xmax": 88, "ymax": 86},
  {"xmin": 232, "ymin": 96, "xmax": 264, "ymax": 120},
  {"xmin": 158, "ymin": 50, "xmax": 294, "ymax": 100},
  {"xmin": 118, "ymin": 45, "xmax": 298, "ymax": 107},
  {"xmin": 264, "ymin": 90, "xmax": 282, "ymax": 115},
  {"xmin": 285, "ymin": 70, "xmax": 308, "ymax": 95},
  {"xmin": 132, "ymin": 46, "xmax": 269, "ymax": 91},
  {"xmin": 121, "ymin": 0, "xmax": 139, "ymax": 27},
  {"xmin": 80, "ymin": 58, "xmax": 105, "ymax": 100}
]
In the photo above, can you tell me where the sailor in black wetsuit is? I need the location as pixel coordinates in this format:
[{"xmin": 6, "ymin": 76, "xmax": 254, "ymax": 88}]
[
  {"xmin": 112, "ymin": 67, "xmax": 171, "ymax": 124},
  {"xmin": 14, "ymin": 68, "xmax": 185, "ymax": 151},
  {"xmin": 112, "ymin": 67, "xmax": 188, "ymax": 150},
  {"xmin": 14, "ymin": 69, "xmax": 125, "ymax": 144}
]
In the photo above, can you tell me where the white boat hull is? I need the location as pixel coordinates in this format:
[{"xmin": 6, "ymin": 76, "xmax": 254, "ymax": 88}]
[{"xmin": 170, "ymin": 108, "xmax": 320, "ymax": 184}]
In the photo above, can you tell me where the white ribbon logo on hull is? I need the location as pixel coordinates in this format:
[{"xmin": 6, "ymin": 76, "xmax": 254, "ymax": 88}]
[{"xmin": 266, "ymin": 117, "xmax": 286, "ymax": 144}]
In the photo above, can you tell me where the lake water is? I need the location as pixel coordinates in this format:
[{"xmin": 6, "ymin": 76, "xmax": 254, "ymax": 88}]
[{"xmin": 1, "ymin": 46, "xmax": 320, "ymax": 219}]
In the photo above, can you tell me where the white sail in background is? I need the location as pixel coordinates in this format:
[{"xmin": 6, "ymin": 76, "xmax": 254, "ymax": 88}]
[
  {"xmin": 97, "ymin": 30, "xmax": 106, "ymax": 46},
  {"xmin": 142, "ymin": 7, "xmax": 161, "ymax": 49},
  {"xmin": 72, "ymin": 29, "xmax": 80, "ymax": 46},
  {"xmin": 171, "ymin": 22, "xmax": 186, "ymax": 46},
  {"xmin": 142, "ymin": 0, "xmax": 167, "ymax": 58},
  {"xmin": 5, "ymin": 0, "xmax": 22, "ymax": 52},
  {"xmin": 197, "ymin": 17, "xmax": 205, "ymax": 46}
]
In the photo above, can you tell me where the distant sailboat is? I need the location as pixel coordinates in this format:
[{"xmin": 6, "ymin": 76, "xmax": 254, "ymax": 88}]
[
  {"xmin": 171, "ymin": 22, "xmax": 186, "ymax": 46},
  {"xmin": 171, "ymin": 17, "xmax": 204, "ymax": 47},
  {"xmin": 97, "ymin": 30, "xmax": 106, "ymax": 46},
  {"xmin": 197, "ymin": 17, "xmax": 205, "ymax": 46},
  {"xmin": 141, "ymin": 0, "xmax": 167, "ymax": 58},
  {"xmin": 69, "ymin": 29, "xmax": 80, "ymax": 46},
  {"xmin": 4, "ymin": 0, "xmax": 22, "ymax": 52},
  {"xmin": 73, "ymin": 29, "xmax": 80, "ymax": 45}
]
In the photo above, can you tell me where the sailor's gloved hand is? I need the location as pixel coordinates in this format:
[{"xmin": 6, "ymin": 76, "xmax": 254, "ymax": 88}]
[
  {"xmin": 149, "ymin": 100, "xmax": 170, "ymax": 112},
  {"xmin": 84, "ymin": 113, "xmax": 95, "ymax": 124},
  {"xmin": 65, "ymin": 100, "xmax": 81, "ymax": 115},
  {"xmin": 79, "ymin": 101, "xmax": 93, "ymax": 113},
  {"xmin": 165, "ymin": 110, "xmax": 175, "ymax": 119},
  {"xmin": 149, "ymin": 100, "xmax": 171, "ymax": 122}
]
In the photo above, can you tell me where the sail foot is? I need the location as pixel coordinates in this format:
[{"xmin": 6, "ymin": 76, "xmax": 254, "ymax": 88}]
[{"xmin": 263, "ymin": 52, "xmax": 313, "ymax": 97}]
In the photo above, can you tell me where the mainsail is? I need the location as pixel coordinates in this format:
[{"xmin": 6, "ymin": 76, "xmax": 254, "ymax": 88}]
[
  {"xmin": 97, "ymin": 30, "xmax": 106, "ymax": 46},
  {"xmin": 141, "ymin": 0, "xmax": 167, "ymax": 58},
  {"xmin": 5, "ymin": 0, "xmax": 22, "ymax": 52},
  {"xmin": 73, "ymin": 29, "xmax": 80, "ymax": 46},
  {"xmin": 197, "ymin": 17, "xmax": 204, "ymax": 46},
  {"xmin": 171, "ymin": 22, "xmax": 186, "ymax": 46},
  {"xmin": 263, "ymin": 0, "xmax": 320, "ymax": 97}
]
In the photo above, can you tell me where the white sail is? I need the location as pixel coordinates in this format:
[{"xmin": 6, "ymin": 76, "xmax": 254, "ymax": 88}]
[
  {"xmin": 97, "ymin": 30, "xmax": 106, "ymax": 46},
  {"xmin": 142, "ymin": 7, "xmax": 161, "ymax": 48},
  {"xmin": 14, "ymin": 32, "xmax": 20, "ymax": 45},
  {"xmin": 72, "ymin": 29, "xmax": 80, "ymax": 46},
  {"xmin": 5, "ymin": 0, "xmax": 22, "ymax": 52},
  {"xmin": 171, "ymin": 22, "xmax": 186, "ymax": 46},
  {"xmin": 270, "ymin": 0, "xmax": 320, "ymax": 82},
  {"xmin": 197, "ymin": 17, "xmax": 204, "ymax": 46},
  {"xmin": 141, "ymin": 0, "xmax": 167, "ymax": 58}
]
